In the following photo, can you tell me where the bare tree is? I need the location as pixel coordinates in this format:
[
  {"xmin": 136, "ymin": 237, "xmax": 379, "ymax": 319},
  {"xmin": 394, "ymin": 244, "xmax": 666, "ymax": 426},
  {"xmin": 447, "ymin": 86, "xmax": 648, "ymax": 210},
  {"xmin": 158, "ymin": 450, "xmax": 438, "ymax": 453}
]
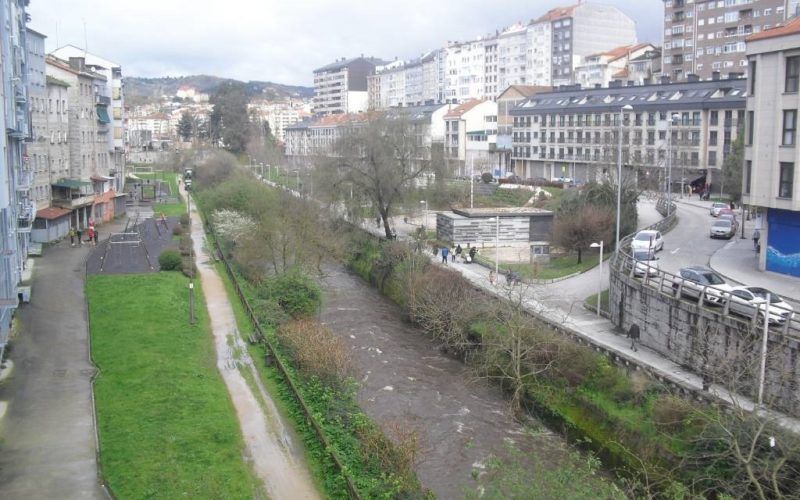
[
  {"xmin": 553, "ymin": 205, "xmax": 614, "ymax": 263},
  {"xmin": 324, "ymin": 113, "xmax": 431, "ymax": 239}
]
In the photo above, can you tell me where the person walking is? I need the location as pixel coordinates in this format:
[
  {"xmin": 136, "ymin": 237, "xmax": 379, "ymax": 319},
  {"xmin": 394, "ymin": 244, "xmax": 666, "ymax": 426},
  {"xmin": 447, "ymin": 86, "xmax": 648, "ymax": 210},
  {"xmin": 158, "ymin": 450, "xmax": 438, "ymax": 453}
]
[
  {"xmin": 441, "ymin": 245, "xmax": 449, "ymax": 264},
  {"xmin": 76, "ymin": 227, "xmax": 83, "ymax": 246},
  {"xmin": 451, "ymin": 246, "xmax": 456, "ymax": 262},
  {"xmin": 93, "ymin": 228, "xmax": 99, "ymax": 246},
  {"xmin": 753, "ymin": 228, "xmax": 761, "ymax": 252},
  {"xmin": 87, "ymin": 226, "xmax": 95, "ymax": 246},
  {"xmin": 455, "ymin": 244, "xmax": 462, "ymax": 260},
  {"xmin": 69, "ymin": 227, "xmax": 76, "ymax": 247}
]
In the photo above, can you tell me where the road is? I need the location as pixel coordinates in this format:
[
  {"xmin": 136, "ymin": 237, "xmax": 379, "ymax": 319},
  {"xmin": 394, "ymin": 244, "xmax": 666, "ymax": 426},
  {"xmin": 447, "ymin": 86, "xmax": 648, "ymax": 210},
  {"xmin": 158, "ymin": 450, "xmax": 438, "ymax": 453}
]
[{"xmin": 655, "ymin": 202, "xmax": 731, "ymax": 276}]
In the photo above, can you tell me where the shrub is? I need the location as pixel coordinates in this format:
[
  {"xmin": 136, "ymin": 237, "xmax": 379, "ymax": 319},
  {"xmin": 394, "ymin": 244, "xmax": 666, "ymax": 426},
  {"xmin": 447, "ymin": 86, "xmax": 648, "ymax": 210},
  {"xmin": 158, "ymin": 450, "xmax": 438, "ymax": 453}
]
[
  {"xmin": 181, "ymin": 261, "xmax": 196, "ymax": 278},
  {"xmin": 277, "ymin": 319, "xmax": 353, "ymax": 383},
  {"xmin": 179, "ymin": 235, "xmax": 192, "ymax": 256},
  {"xmin": 481, "ymin": 172, "xmax": 494, "ymax": 184},
  {"xmin": 158, "ymin": 250, "xmax": 182, "ymax": 271},
  {"xmin": 652, "ymin": 395, "xmax": 693, "ymax": 433},
  {"xmin": 256, "ymin": 270, "xmax": 321, "ymax": 318},
  {"xmin": 251, "ymin": 298, "xmax": 289, "ymax": 328},
  {"xmin": 172, "ymin": 225, "xmax": 183, "ymax": 236},
  {"xmin": 179, "ymin": 213, "xmax": 190, "ymax": 227}
]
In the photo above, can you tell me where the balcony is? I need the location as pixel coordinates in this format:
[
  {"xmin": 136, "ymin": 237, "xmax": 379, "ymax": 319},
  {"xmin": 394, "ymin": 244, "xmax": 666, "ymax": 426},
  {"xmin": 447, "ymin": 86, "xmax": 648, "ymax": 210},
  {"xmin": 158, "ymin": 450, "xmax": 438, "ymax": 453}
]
[
  {"xmin": 96, "ymin": 95, "xmax": 111, "ymax": 106},
  {"xmin": 15, "ymin": 169, "xmax": 32, "ymax": 192},
  {"xmin": 52, "ymin": 194, "xmax": 95, "ymax": 209},
  {"xmin": 17, "ymin": 200, "xmax": 35, "ymax": 232}
]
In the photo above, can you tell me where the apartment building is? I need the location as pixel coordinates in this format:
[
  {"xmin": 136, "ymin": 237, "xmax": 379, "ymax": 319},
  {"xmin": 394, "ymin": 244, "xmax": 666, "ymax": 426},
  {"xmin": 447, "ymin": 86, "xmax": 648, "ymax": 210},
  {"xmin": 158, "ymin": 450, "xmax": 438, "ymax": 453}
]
[
  {"xmin": 0, "ymin": 0, "xmax": 32, "ymax": 359},
  {"xmin": 662, "ymin": 0, "xmax": 788, "ymax": 81},
  {"xmin": 574, "ymin": 43, "xmax": 657, "ymax": 88},
  {"xmin": 368, "ymin": 50, "xmax": 447, "ymax": 110},
  {"xmin": 446, "ymin": 39, "xmax": 488, "ymax": 102},
  {"xmin": 744, "ymin": 18, "xmax": 800, "ymax": 277},
  {"xmin": 443, "ymin": 99, "xmax": 500, "ymax": 176},
  {"xmin": 508, "ymin": 77, "xmax": 745, "ymax": 188},
  {"xmin": 248, "ymin": 99, "xmax": 309, "ymax": 142},
  {"xmin": 313, "ymin": 56, "xmax": 386, "ymax": 116},
  {"xmin": 542, "ymin": 3, "xmax": 638, "ymax": 87},
  {"xmin": 26, "ymin": 29, "xmax": 50, "ymax": 210},
  {"xmin": 52, "ymin": 45, "xmax": 126, "ymax": 184},
  {"xmin": 285, "ymin": 104, "xmax": 449, "ymax": 168},
  {"xmin": 128, "ymin": 114, "xmax": 172, "ymax": 141},
  {"xmin": 526, "ymin": 21, "xmax": 553, "ymax": 86},
  {"xmin": 628, "ymin": 48, "xmax": 663, "ymax": 84},
  {"xmin": 496, "ymin": 85, "xmax": 551, "ymax": 175}
]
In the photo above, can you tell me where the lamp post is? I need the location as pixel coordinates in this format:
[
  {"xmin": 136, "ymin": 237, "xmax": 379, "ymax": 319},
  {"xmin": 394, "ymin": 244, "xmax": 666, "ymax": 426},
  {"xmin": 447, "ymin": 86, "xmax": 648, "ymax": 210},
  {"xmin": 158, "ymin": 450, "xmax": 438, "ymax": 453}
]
[
  {"xmin": 615, "ymin": 104, "xmax": 634, "ymax": 253},
  {"xmin": 470, "ymin": 156, "xmax": 474, "ymax": 209},
  {"xmin": 420, "ymin": 200, "xmax": 428, "ymax": 229},
  {"xmin": 590, "ymin": 241, "xmax": 604, "ymax": 317},
  {"xmin": 666, "ymin": 113, "xmax": 680, "ymax": 209}
]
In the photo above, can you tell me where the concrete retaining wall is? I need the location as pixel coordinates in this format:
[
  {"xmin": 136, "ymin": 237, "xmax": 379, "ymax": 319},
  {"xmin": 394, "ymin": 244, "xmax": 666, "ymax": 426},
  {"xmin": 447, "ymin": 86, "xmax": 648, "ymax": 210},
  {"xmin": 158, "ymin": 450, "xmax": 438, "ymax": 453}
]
[{"xmin": 610, "ymin": 270, "xmax": 800, "ymax": 416}]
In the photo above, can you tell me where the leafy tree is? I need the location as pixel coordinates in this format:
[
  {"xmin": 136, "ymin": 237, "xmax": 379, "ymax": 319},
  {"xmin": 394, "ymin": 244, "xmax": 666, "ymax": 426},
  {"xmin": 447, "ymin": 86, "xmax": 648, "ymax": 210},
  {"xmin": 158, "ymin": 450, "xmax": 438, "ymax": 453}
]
[
  {"xmin": 322, "ymin": 113, "xmax": 430, "ymax": 239},
  {"xmin": 177, "ymin": 111, "xmax": 193, "ymax": 142},
  {"xmin": 209, "ymin": 81, "xmax": 250, "ymax": 154},
  {"xmin": 553, "ymin": 204, "xmax": 614, "ymax": 263},
  {"xmin": 722, "ymin": 124, "xmax": 745, "ymax": 202}
]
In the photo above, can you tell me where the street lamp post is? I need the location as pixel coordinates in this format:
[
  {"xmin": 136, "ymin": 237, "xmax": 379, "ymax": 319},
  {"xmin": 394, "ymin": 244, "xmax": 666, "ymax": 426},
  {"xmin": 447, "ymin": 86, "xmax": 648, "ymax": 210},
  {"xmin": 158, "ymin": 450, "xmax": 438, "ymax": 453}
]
[
  {"xmin": 590, "ymin": 241, "xmax": 604, "ymax": 317},
  {"xmin": 491, "ymin": 216, "xmax": 500, "ymax": 277},
  {"xmin": 666, "ymin": 113, "xmax": 680, "ymax": 210},
  {"xmin": 470, "ymin": 156, "xmax": 474, "ymax": 209},
  {"xmin": 420, "ymin": 200, "xmax": 428, "ymax": 229},
  {"xmin": 615, "ymin": 104, "xmax": 634, "ymax": 253}
]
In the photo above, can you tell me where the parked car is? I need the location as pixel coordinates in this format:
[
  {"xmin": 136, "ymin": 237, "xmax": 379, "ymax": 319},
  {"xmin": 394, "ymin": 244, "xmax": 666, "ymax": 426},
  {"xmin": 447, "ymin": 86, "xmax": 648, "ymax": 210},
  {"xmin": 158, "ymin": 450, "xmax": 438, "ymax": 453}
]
[
  {"xmin": 710, "ymin": 219, "xmax": 735, "ymax": 239},
  {"xmin": 672, "ymin": 265, "xmax": 733, "ymax": 305},
  {"xmin": 710, "ymin": 202, "xmax": 729, "ymax": 216},
  {"xmin": 631, "ymin": 230, "xmax": 664, "ymax": 252},
  {"xmin": 633, "ymin": 249, "xmax": 659, "ymax": 277},
  {"xmin": 727, "ymin": 286, "xmax": 795, "ymax": 324},
  {"xmin": 718, "ymin": 213, "xmax": 739, "ymax": 233}
]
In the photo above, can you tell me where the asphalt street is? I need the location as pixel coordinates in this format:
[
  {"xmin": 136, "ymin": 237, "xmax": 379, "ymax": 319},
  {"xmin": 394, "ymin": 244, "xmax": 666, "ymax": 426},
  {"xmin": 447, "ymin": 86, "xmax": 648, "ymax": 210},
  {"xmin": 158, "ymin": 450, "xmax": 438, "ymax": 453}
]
[{"xmin": 655, "ymin": 201, "xmax": 732, "ymax": 276}]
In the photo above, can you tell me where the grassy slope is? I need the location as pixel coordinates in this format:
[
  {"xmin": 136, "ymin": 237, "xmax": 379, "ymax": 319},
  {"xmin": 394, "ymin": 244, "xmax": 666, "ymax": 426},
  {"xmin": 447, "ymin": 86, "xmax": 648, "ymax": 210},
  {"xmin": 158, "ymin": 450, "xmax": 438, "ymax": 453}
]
[{"xmin": 87, "ymin": 272, "xmax": 260, "ymax": 499}]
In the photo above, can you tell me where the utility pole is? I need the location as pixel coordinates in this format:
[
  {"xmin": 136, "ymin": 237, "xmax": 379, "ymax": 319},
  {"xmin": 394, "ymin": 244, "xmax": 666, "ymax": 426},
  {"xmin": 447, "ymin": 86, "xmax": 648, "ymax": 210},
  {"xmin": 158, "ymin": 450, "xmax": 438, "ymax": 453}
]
[{"xmin": 187, "ymin": 183, "xmax": 196, "ymax": 325}]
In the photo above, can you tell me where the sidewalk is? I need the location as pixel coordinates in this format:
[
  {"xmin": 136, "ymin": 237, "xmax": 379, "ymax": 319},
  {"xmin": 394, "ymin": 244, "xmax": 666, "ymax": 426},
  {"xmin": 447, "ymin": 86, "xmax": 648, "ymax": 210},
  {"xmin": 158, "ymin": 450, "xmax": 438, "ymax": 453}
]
[
  {"xmin": 676, "ymin": 199, "xmax": 800, "ymax": 303},
  {"xmin": 361, "ymin": 214, "xmax": 800, "ymax": 433},
  {"xmin": 0, "ymin": 218, "xmax": 127, "ymax": 499}
]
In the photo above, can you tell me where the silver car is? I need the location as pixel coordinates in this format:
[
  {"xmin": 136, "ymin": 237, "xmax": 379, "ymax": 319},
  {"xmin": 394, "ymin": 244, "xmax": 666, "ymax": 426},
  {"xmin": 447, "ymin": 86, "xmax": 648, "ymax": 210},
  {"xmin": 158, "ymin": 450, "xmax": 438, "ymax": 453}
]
[
  {"xmin": 710, "ymin": 219, "xmax": 735, "ymax": 239},
  {"xmin": 728, "ymin": 286, "xmax": 795, "ymax": 324},
  {"xmin": 710, "ymin": 202, "xmax": 728, "ymax": 217},
  {"xmin": 633, "ymin": 250, "xmax": 659, "ymax": 277}
]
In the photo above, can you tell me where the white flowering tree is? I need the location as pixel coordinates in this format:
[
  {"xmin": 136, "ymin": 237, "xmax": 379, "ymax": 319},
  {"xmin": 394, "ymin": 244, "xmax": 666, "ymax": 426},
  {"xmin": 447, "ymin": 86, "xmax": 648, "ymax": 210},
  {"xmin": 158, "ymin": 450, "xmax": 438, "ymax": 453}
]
[{"xmin": 212, "ymin": 209, "xmax": 256, "ymax": 245}]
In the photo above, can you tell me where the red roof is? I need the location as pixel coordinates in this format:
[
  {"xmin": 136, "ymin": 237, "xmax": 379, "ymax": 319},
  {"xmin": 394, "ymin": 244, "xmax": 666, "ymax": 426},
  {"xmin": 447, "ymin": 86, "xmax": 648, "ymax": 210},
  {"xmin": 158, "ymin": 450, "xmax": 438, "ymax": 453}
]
[
  {"xmin": 588, "ymin": 43, "xmax": 653, "ymax": 62},
  {"xmin": 536, "ymin": 4, "xmax": 577, "ymax": 22},
  {"xmin": 444, "ymin": 99, "xmax": 485, "ymax": 119},
  {"xmin": 36, "ymin": 207, "xmax": 71, "ymax": 220},
  {"xmin": 310, "ymin": 112, "xmax": 372, "ymax": 127},
  {"xmin": 747, "ymin": 16, "xmax": 800, "ymax": 42}
]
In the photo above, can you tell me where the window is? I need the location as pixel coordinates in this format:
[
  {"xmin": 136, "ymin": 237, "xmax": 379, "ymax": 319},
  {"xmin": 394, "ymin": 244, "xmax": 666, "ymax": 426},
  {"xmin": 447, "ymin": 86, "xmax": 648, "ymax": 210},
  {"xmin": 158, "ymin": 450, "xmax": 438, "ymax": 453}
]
[
  {"xmin": 779, "ymin": 162, "xmax": 794, "ymax": 198},
  {"xmin": 749, "ymin": 60, "xmax": 756, "ymax": 94},
  {"xmin": 783, "ymin": 110, "xmax": 796, "ymax": 146},
  {"xmin": 747, "ymin": 110, "xmax": 754, "ymax": 145},
  {"xmin": 745, "ymin": 160, "xmax": 752, "ymax": 194},
  {"xmin": 786, "ymin": 56, "xmax": 800, "ymax": 92},
  {"xmin": 764, "ymin": 7, "xmax": 772, "ymax": 16},
  {"xmin": 709, "ymin": 130, "xmax": 718, "ymax": 146},
  {"xmin": 708, "ymin": 150, "xmax": 717, "ymax": 166}
]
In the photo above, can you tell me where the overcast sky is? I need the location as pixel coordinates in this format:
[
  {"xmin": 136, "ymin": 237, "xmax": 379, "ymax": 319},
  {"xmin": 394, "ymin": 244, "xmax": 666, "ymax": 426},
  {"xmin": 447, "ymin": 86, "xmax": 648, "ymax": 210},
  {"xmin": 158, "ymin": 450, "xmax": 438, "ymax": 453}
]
[{"xmin": 29, "ymin": 0, "xmax": 664, "ymax": 86}]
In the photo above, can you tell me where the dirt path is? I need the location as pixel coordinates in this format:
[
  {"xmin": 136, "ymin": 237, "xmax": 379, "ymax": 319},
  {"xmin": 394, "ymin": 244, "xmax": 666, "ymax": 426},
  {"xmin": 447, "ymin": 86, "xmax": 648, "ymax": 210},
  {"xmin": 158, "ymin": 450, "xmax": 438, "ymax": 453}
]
[{"xmin": 188, "ymin": 196, "xmax": 319, "ymax": 500}]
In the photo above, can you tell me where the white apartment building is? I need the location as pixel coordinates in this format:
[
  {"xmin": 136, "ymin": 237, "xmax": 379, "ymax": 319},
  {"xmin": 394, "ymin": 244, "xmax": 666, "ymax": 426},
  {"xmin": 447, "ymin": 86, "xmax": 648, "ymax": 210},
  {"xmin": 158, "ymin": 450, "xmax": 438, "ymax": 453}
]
[
  {"xmin": 443, "ymin": 99, "xmax": 500, "ymax": 176},
  {"xmin": 52, "ymin": 45, "xmax": 126, "ymax": 181},
  {"xmin": 574, "ymin": 43, "xmax": 656, "ymax": 89},
  {"xmin": 128, "ymin": 114, "xmax": 172, "ymax": 141},
  {"xmin": 446, "ymin": 39, "xmax": 487, "ymax": 102},
  {"xmin": 248, "ymin": 100, "xmax": 308, "ymax": 142},
  {"xmin": 497, "ymin": 23, "xmax": 530, "ymax": 91},
  {"xmin": 526, "ymin": 21, "xmax": 554, "ymax": 86},
  {"xmin": 313, "ymin": 56, "xmax": 386, "ymax": 116},
  {"xmin": 368, "ymin": 50, "xmax": 446, "ymax": 110},
  {"xmin": 26, "ymin": 28, "xmax": 50, "ymax": 210},
  {"xmin": 744, "ymin": 19, "xmax": 800, "ymax": 277}
]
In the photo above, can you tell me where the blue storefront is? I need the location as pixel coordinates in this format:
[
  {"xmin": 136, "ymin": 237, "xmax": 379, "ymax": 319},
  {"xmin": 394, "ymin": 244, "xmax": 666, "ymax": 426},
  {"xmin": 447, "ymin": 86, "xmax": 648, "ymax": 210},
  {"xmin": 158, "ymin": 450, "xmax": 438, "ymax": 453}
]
[{"xmin": 766, "ymin": 208, "xmax": 800, "ymax": 277}]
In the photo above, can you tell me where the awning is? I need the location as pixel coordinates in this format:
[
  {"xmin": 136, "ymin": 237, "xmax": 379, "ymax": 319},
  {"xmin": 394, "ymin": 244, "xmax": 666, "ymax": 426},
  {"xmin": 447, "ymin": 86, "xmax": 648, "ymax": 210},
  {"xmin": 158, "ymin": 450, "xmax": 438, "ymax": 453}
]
[
  {"xmin": 90, "ymin": 175, "xmax": 115, "ymax": 182},
  {"xmin": 96, "ymin": 105, "xmax": 111, "ymax": 124},
  {"xmin": 52, "ymin": 178, "xmax": 92, "ymax": 189},
  {"xmin": 36, "ymin": 207, "xmax": 72, "ymax": 220}
]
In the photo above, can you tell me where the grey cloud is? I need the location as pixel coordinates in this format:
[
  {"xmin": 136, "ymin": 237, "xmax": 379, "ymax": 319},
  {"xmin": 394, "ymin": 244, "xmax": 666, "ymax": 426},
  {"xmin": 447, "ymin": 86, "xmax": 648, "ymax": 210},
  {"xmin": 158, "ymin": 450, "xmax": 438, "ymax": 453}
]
[{"xmin": 29, "ymin": 0, "xmax": 663, "ymax": 85}]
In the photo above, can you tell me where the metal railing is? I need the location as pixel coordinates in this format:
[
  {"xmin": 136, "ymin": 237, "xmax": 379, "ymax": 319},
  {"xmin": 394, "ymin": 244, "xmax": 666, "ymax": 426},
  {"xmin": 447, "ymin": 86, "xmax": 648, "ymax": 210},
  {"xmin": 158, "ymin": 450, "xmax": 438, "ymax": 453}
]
[{"xmin": 612, "ymin": 200, "xmax": 799, "ymax": 338}]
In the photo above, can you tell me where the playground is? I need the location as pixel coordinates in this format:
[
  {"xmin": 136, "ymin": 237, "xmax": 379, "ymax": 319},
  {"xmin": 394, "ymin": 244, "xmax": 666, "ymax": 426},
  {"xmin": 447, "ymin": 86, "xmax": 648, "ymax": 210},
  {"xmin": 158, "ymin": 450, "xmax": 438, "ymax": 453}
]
[{"xmin": 86, "ymin": 212, "xmax": 181, "ymax": 274}]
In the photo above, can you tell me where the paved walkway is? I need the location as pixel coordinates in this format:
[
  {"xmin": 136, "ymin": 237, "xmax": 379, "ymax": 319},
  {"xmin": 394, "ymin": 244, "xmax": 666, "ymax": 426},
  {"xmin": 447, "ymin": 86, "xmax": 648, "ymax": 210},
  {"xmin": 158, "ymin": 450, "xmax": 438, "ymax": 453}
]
[
  {"xmin": 676, "ymin": 199, "xmax": 800, "ymax": 302},
  {"xmin": 0, "ymin": 217, "xmax": 126, "ymax": 500},
  {"xmin": 363, "ymin": 205, "xmax": 800, "ymax": 433}
]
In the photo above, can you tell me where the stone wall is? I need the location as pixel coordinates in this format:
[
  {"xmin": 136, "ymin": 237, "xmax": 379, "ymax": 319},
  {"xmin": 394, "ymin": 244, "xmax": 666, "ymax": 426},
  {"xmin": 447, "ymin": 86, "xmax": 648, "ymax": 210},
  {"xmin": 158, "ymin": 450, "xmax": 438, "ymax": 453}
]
[{"xmin": 610, "ymin": 270, "xmax": 800, "ymax": 416}]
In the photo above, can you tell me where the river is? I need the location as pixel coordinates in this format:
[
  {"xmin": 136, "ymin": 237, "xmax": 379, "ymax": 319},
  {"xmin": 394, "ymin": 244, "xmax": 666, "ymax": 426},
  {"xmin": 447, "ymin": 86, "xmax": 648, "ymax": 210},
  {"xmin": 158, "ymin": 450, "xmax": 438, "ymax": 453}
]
[{"xmin": 319, "ymin": 266, "xmax": 574, "ymax": 499}]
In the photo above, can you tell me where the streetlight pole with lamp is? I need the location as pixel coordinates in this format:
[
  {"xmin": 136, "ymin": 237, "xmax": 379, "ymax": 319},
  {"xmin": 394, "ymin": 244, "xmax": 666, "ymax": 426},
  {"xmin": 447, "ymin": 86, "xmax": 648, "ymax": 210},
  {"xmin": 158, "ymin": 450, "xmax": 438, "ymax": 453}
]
[
  {"xmin": 666, "ymin": 113, "xmax": 680, "ymax": 210},
  {"xmin": 420, "ymin": 200, "xmax": 428, "ymax": 229},
  {"xmin": 590, "ymin": 241, "xmax": 604, "ymax": 317},
  {"xmin": 490, "ymin": 216, "xmax": 500, "ymax": 278},
  {"xmin": 615, "ymin": 104, "xmax": 633, "ymax": 253}
]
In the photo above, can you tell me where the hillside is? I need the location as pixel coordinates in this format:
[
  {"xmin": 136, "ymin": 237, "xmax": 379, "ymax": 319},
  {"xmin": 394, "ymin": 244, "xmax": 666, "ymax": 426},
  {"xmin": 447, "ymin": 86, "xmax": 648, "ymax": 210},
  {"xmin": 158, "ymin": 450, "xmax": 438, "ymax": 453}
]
[{"xmin": 125, "ymin": 75, "xmax": 313, "ymax": 103}]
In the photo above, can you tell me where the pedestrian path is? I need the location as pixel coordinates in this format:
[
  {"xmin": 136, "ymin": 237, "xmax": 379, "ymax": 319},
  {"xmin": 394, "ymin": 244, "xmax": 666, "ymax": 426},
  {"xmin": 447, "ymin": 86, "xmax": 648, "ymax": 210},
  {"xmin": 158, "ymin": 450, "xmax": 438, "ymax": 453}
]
[{"xmin": 361, "ymin": 215, "xmax": 800, "ymax": 434}]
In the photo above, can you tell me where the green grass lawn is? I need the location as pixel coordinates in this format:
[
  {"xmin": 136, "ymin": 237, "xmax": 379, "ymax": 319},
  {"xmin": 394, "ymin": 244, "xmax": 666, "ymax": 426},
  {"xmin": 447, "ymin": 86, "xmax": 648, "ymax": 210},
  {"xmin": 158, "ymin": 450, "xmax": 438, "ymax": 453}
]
[
  {"xmin": 87, "ymin": 272, "xmax": 261, "ymax": 499},
  {"xmin": 584, "ymin": 289, "xmax": 610, "ymax": 314},
  {"xmin": 504, "ymin": 252, "xmax": 609, "ymax": 281},
  {"xmin": 137, "ymin": 172, "xmax": 186, "ymax": 217}
]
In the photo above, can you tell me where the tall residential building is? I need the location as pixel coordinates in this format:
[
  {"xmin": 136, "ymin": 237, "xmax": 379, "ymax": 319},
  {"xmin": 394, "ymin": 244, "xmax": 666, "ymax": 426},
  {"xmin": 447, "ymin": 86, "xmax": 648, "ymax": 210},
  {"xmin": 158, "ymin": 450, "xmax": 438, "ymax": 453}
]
[
  {"xmin": 443, "ymin": 99, "xmax": 499, "ymax": 176},
  {"xmin": 0, "ymin": 0, "xmax": 32, "ymax": 359},
  {"xmin": 446, "ymin": 39, "xmax": 487, "ymax": 102},
  {"xmin": 744, "ymin": 18, "xmax": 800, "ymax": 277},
  {"xmin": 368, "ymin": 50, "xmax": 446, "ymax": 109},
  {"xmin": 662, "ymin": 0, "xmax": 789, "ymax": 81},
  {"xmin": 540, "ymin": 3, "xmax": 638, "ymax": 87},
  {"xmin": 51, "ymin": 45, "xmax": 126, "ymax": 191},
  {"xmin": 313, "ymin": 56, "xmax": 386, "ymax": 116},
  {"xmin": 496, "ymin": 23, "xmax": 530, "ymax": 92},
  {"xmin": 26, "ymin": 28, "xmax": 50, "ymax": 210},
  {"xmin": 508, "ymin": 77, "xmax": 745, "ymax": 186}
]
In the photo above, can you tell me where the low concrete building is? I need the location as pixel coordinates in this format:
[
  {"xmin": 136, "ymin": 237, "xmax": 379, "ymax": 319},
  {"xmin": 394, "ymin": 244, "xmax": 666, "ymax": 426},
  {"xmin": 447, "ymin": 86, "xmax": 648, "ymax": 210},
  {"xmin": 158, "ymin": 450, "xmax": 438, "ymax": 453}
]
[{"xmin": 436, "ymin": 207, "xmax": 554, "ymax": 255}]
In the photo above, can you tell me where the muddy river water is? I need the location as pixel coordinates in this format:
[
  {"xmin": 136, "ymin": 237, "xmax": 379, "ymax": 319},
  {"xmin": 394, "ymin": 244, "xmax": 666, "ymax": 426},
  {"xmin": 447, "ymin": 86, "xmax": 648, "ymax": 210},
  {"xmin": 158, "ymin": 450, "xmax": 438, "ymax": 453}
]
[{"xmin": 319, "ymin": 266, "xmax": 573, "ymax": 499}]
